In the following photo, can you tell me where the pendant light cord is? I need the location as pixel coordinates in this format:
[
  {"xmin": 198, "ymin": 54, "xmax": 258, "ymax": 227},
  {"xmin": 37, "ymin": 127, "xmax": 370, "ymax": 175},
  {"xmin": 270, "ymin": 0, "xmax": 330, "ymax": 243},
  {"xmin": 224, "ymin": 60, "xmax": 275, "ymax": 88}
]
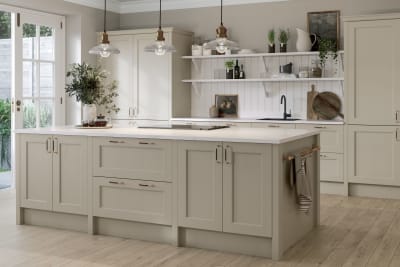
[
  {"xmin": 103, "ymin": 0, "xmax": 107, "ymax": 33},
  {"xmin": 220, "ymin": 0, "xmax": 223, "ymax": 25},
  {"xmin": 159, "ymin": 0, "xmax": 162, "ymax": 30}
]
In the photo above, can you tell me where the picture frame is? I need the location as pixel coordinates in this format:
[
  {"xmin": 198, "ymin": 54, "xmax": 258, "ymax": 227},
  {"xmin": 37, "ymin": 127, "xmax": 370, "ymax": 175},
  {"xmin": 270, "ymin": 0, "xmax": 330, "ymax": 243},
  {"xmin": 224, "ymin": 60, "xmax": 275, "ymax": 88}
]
[
  {"xmin": 215, "ymin": 94, "xmax": 238, "ymax": 118},
  {"xmin": 307, "ymin": 10, "xmax": 340, "ymax": 49}
]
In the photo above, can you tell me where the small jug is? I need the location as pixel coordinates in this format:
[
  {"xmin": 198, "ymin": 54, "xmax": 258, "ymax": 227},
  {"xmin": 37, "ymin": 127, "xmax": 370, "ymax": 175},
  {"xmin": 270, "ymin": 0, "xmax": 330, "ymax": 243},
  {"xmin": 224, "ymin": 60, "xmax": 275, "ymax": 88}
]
[{"xmin": 296, "ymin": 28, "xmax": 317, "ymax": 52}]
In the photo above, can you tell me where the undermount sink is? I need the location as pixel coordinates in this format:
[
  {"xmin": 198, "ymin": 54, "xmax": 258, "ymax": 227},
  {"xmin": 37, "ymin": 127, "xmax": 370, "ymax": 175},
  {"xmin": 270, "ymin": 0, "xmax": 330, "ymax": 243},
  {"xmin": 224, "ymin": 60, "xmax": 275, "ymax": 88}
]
[{"xmin": 257, "ymin": 118, "xmax": 301, "ymax": 121}]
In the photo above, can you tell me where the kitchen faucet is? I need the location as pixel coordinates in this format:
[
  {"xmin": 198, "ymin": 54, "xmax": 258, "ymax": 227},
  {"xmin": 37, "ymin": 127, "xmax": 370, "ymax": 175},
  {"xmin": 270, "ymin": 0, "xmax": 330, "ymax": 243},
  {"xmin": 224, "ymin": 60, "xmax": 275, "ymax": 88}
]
[{"xmin": 280, "ymin": 95, "xmax": 292, "ymax": 120}]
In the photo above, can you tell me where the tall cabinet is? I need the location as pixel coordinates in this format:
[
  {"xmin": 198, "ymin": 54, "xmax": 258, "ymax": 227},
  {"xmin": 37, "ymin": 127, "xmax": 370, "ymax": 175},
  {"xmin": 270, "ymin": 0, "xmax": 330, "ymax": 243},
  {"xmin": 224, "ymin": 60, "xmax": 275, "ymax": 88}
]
[
  {"xmin": 345, "ymin": 14, "xmax": 400, "ymax": 190},
  {"xmin": 99, "ymin": 28, "xmax": 193, "ymax": 122}
]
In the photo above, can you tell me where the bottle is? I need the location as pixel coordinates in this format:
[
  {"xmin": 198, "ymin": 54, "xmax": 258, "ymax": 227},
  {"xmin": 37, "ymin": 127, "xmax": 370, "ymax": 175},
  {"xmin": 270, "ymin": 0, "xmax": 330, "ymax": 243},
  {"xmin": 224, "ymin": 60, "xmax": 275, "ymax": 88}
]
[
  {"xmin": 239, "ymin": 64, "xmax": 246, "ymax": 79},
  {"xmin": 234, "ymin": 59, "xmax": 240, "ymax": 79}
]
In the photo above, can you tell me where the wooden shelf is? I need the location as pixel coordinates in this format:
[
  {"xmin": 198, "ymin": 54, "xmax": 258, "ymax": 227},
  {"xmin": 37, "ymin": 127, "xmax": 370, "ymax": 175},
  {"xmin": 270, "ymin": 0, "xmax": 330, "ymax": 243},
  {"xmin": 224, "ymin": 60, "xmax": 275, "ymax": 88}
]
[
  {"xmin": 182, "ymin": 78, "xmax": 344, "ymax": 83},
  {"xmin": 182, "ymin": 51, "xmax": 344, "ymax": 60}
]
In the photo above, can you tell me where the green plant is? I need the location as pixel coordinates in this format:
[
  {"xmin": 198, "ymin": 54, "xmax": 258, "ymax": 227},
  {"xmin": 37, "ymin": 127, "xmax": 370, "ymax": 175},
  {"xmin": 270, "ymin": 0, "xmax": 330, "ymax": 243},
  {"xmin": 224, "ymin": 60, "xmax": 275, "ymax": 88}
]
[
  {"xmin": 22, "ymin": 103, "xmax": 53, "ymax": 129},
  {"xmin": 267, "ymin": 29, "xmax": 275, "ymax": 45},
  {"xmin": 224, "ymin": 60, "xmax": 235, "ymax": 69},
  {"xmin": 278, "ymin": 28, "xmax": 290, "ymax": 44},
  {"xmin": 0, "ymin": 99, "xmax": 11, "ymax": 168},
  {"xmin": 318, "ymin": 38, "xmax": 338, "ymax": 68},
  {"xmin": 65, "ymin": 63, "xmax": 120, "ymax": 115}
]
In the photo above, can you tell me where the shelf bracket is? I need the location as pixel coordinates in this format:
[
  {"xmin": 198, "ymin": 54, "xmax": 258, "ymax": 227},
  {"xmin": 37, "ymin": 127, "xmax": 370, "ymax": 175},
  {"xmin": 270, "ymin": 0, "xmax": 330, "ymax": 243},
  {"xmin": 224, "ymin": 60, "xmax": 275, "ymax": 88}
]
[
  {"xmin": 262, "ymin": 57, "xmax": 269, "ymax": 74},
  {"xmin": 191, "ymin": 83, "xmax": 200, "ymax": 95},
  {"xmin": 262, "ymin": 82, "xmax": 269, "ymax": 97},
  {"xmin": 192, "ymin": 59, "xmax": 201, "ymax": 72}
]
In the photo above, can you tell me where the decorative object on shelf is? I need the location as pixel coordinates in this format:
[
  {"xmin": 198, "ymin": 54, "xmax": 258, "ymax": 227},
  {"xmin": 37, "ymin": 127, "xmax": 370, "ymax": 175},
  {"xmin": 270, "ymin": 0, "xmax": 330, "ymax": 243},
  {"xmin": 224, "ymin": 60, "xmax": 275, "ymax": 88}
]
[
  {"xmin": 237, "ymin": 49, "xmax": 255, "ymax": 54},
  {"xmin": 312, "ymin": 91, "xmax": 344, "ymax": 120},
  {"xmin": 144, "ymin": 0, "xmax": 176, "ymax": 55},
  {"xmin": 267, "ymin": 29, "xmax": 275, "ymax": 53},
  {"xmin": 307, "ymin": 10, "xmax": 340, "ymax": 50},
  {"xmin": 65, "ymin": 63, "xmax": 120, "ymax": 125},
  {"xmin": 202, "ymin": 43, "xmax": 212, "ymax": 56},
  {"xmin": 296, "ymin": 28, "xmax": 316, "ymax": 52},
  {"xmin": 318, "ymin": 38, "xmax": 338, "ymax": 72},
  {"xmin": 298, "ymin": 66, "xmax": 309, "ymax": 78},
  {"xmin": 192, "ymin": 44, "xmax": 203, "ymax": 56},
  {"xmin": 280, "ymin": 62, "xmax": 293, "ymax": 74},
  {"xmin": 215, "ymin": 94, "xmax": 238, "ymax": 118},
  {"xmin": 89, "ymin": 0, "xmax": 120, "ymax": 57},
  {"xmin": 307, "ymin": 84, "xmax": 319, "ymax": 120},
  {"xmin": 225, "ymin": 60, "xmax": 234, "ymax": 79},
  {"xmin": 239, "ymin": 64, "xmax": 246, "ymax": 79},
  {"xmin": 204, "ymin": 0, "xmax": 240, "ymax": 54},
  {"xmin": 234, "ymin": 59, "xmax": 240, "ymax": 79},
  {"xmin": 209, "ymin": 105, "xmax": 219, "ymax": 118},
  {"xmin": 310, "ymin": 60, "xmax": 322, "ymax": 78},
  {"xmin": 278, "ymin": 28, "xmax": 290, "ymax": 53}
]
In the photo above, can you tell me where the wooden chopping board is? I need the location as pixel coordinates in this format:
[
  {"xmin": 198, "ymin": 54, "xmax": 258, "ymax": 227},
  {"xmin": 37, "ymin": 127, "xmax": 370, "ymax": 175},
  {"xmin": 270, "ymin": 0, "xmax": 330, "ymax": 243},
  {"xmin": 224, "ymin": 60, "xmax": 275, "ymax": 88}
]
[
  {"xmin": 307, "ymin": 85, "xmax": 319, "ymax": 120},
  {"xmin": 312, "ymin": 91, "xmax": 344, "ymax": 120}
]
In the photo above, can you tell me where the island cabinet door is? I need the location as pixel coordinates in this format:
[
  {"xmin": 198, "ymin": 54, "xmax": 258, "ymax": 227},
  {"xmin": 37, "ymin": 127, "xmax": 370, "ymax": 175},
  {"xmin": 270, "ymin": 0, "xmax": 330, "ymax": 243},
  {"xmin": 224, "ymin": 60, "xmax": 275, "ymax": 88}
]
[
  {"xmin": 222, "ymin": 143, "xmax": 273, "ymax": 237},
  {"xmin": 52, "ymin": 136, "xmax": 88, "ymax": 215},
  {"xmin": 178, "ymin": 141, "xmax": 223, "ymax": 231},
  {"xmin": 20, "ymin": 134, "xmax": 53, "ymax": 211}
]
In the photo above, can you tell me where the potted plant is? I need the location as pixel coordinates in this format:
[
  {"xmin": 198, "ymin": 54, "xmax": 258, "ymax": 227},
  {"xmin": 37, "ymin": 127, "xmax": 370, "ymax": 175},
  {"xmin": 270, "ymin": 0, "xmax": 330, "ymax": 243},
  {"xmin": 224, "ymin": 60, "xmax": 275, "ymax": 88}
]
[
  {"xmin": 267, "ymin": 29, "xmax": 275, "ymax": 53},
  {"xmin": 65, "ymin": 63, "xmax": 120, "ymax": 126},
  {"xmin": 278, "ymin": 28, "xmax": 290, "ymax": 53},
  {"xmin": 225, "ymin": 60, "xmax": 235, "ymax": 79},
  {"xmin": 318, "ymin": 38, "xmax": 338, "ymax": 77}
]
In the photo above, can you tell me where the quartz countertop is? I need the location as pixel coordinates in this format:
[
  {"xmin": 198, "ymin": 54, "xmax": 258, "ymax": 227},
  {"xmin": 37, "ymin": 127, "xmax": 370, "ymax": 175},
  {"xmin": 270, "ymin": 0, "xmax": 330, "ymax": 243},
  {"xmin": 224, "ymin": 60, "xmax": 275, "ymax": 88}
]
[
  {"xmin": 15, "ymin": 126, "xmax": 319, "ymax": 144},
  {"xmin": 171, "ymin": 117, "xmax": 345, "ymax": 125}
]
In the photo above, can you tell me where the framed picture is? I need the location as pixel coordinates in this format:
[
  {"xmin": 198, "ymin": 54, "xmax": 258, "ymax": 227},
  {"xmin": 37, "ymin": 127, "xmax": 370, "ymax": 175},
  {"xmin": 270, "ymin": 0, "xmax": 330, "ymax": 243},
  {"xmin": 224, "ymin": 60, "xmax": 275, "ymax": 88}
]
[
  {"xmin": 307, "ymin": 10, "xmax": 340, "ymax": 49},
  {"xmin": 215, "ymin": 94, "xmax": 238, "ymax": 118}
]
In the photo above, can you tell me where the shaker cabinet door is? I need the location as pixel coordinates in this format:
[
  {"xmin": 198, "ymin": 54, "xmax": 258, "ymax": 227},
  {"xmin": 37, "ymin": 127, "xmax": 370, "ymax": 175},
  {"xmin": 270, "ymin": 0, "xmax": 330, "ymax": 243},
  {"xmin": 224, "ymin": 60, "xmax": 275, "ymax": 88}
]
[{"xmin": 177, "ymin": 141, "xmax": 223, "ymax": 231}]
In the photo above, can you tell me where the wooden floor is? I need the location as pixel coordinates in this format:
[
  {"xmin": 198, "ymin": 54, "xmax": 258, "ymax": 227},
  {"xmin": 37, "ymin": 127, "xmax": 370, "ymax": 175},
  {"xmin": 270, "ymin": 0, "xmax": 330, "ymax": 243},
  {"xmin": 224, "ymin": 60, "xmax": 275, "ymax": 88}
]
[{"xmin": 1, "ymin": 190, "xmax": 400, "ymax": 267}]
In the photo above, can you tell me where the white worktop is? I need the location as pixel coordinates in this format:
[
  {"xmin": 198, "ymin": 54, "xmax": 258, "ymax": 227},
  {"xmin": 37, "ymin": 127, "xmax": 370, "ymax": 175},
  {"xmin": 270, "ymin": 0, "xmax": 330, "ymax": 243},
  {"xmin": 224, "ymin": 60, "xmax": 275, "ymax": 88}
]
[
  {"xmin": 172, "ymin": 117, "xmax": 345, "ymax": 125},
  {"xmin": 15, "ymin": 126, "xmax": 319, "ymax": 144}
]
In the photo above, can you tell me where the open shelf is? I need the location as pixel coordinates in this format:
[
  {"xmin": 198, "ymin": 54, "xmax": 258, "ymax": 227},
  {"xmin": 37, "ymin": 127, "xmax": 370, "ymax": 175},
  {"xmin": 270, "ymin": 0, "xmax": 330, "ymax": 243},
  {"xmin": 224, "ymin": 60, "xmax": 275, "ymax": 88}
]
[
  {"xmin": 182, "ymin": 77, "xmax": 344, "ymax": 83},
  {"xmin": 183, "ymin": 51, "xmax": 344, "ymax": 60}
]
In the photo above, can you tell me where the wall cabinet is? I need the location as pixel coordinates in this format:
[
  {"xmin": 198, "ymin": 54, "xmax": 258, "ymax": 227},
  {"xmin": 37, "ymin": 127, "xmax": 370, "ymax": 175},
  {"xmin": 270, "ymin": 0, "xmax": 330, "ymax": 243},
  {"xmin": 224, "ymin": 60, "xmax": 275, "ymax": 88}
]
[
  {"xmin": 345, "ymin": 18, "xmax": 400, "ymax": 125},
  {"xmin": 177, "ymin": 141, "xmax": 272, "ymax": 237},
  {"xmin": 100, "ymin": 28, "xmax": 192, "ymax": 121},
  {"xmin": 20, "ymin": 134, "xmax": 88, "ymax": 215},
  {"xmin": 347, "ymin": 125, "xmax": 400, "ymax": 186}
]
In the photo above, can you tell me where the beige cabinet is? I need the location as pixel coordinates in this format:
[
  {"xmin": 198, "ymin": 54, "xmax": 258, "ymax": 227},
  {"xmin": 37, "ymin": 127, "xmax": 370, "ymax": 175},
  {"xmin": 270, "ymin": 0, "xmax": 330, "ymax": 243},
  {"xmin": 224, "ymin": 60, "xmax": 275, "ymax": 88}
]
[
  {"xmin": 320, "ymin": 153, "xmax": 343, "ymax": 182},
  {"xmin": 347, "ymin": 125, "xmax": 400, "ymax": 186},
  {"xmin": 296, "ymin": 124, "xmax": 343, "ymax": 153},
  {"xmin": 101, "ymin": 28, "xmax": 192, "ymax": 121},
  {"xmin": 93, "ymin": 137, "xmax": 172, "ymax": 182},
  {"xmin": 93, "ymin": 177, "xmax": 172, "ymax": 225},
  {"xmin": 20, "ymin": 134, "xmax": 88, "ymax": 214},
  {"xmin": 223, "ymin": 143, "xmax": 272, "ymax": 237},
  {"xmin": 177, "ymin": 141, "xmax": 272, "ymax": 236},
  {"xmin": 345, "ymin": 18, "xmax": 400, "ymax": 125}
]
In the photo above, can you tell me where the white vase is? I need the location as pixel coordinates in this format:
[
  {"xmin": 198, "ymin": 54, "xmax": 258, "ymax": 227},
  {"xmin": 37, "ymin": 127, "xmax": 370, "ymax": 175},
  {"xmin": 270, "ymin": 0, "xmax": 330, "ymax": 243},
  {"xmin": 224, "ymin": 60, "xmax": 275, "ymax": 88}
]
[
  {"xmin": 296, "ymin": 28, "xmax": 316, "ymax": 52},
  {"xmin": 82, "ymin": 104, "xmax": 97, "ymax": 124}
]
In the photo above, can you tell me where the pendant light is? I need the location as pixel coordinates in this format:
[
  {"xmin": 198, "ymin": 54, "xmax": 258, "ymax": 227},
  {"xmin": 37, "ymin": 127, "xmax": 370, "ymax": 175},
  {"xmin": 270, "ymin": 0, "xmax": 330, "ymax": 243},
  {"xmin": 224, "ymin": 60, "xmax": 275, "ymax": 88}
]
[
  {"xmin": 205, "ymin": 0, "xmax": 239, "ymax": 54},
  {"xmin": 144, "ymin": 0, "xmax": 176, "ymax": 56},
  {"xmin": 89, "ymin": 0, "xmax": 120, "ymax": 57}
]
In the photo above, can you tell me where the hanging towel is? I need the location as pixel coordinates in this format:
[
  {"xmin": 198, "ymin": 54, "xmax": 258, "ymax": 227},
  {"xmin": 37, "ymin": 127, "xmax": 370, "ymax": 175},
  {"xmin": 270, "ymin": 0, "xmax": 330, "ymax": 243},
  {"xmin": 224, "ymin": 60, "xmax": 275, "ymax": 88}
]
[{"xmin": 296, "ymin": 157, "xmax": 313, "ymax": 213}]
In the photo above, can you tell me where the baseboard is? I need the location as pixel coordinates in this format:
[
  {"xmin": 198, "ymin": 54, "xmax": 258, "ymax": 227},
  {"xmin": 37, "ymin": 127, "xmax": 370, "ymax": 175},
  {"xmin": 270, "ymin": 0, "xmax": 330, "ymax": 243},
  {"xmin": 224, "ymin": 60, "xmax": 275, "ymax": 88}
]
[
  {"xmin": 349, "ymin": 183, "xmax": 400, "ymax": 200},
  {"xmin": 320, "ymin": 181, "xmax": 347, "ymax": 196}
]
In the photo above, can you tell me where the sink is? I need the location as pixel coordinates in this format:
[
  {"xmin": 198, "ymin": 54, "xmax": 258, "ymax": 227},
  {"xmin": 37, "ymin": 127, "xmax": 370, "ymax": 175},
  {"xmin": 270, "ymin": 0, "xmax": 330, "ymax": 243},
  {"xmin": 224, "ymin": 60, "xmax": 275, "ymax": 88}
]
[{"xmin": 257, "ymin": 118, "xmax": 301, "ymax": 121}]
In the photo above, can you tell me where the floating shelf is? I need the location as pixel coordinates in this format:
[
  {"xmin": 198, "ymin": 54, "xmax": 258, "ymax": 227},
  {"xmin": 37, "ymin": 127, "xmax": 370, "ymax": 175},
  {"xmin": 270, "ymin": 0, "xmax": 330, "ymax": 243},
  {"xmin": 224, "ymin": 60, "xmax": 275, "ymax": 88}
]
[
  {"xmin": 182, "ymin": 77, "xmax": 344, "ymax": 83},
  {"xmin": 182, "ymin": 51, "xmax": 344, "ymax": 60}
]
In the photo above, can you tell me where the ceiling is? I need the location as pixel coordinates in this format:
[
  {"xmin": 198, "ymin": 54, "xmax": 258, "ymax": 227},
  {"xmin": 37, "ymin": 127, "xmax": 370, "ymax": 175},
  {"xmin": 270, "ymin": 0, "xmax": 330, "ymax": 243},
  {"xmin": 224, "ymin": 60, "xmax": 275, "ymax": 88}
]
[{"xmin": 65, "ymin": 0, "xmax": 288, "ymax": 14}]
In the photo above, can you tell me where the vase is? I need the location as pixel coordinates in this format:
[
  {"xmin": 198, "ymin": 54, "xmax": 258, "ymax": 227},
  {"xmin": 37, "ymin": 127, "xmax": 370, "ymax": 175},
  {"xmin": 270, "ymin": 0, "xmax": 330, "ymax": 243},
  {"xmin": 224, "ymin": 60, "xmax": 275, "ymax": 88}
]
[
  {"xmin": 82, "ymin": 104, "xmax": 97, "ymax": 126},
  {"xmin": 295, "ymin": 28, "xmax": 317, "ymax": 52},
  {"xmin": 268, "ymin": 44, "xmax": 275, "ymax": 53},
  {"xmin": 226, "ymin": 68, "xmax": 233, "ymax": 79},
  {"xmin": 280, "ymin": 43, "xmax": 287, "ymax": 53}
]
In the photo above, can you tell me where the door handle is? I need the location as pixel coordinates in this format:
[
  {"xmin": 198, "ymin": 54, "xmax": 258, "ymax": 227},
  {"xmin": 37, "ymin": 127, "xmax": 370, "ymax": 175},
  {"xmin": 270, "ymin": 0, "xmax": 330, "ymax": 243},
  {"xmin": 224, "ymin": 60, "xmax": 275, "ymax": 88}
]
[
  {"xmin": 16, "ymin": 100, "xmax": 21, "ymax": 112},
  {"xmin": 396, "ymin": 129, "xmax": 400, "ymax": 142},
  {"xmin": 224, "ymin": 145, "xmax": 232, "ymax": 165},
  {"xmin": 53, "ymin": 138, "xmax": 58, "ymax": 154},
  {"xmin": 46, "ymin": 138, "xmax": 52, "ymax": 153},
  {"xmin": 396, "ymin": 111, "xmax": 400, "ymax": 123},
  {"xmin": 216, "ymin": 145, "xmax": 222, "ymax": 164}
]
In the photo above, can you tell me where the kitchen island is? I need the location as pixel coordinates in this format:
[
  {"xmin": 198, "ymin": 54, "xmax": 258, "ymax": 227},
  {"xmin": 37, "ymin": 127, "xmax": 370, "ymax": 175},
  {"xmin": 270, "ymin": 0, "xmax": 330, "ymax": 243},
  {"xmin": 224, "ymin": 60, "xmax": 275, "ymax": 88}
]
[{"xmin": 15, "ymin": 126, "xmax": 320, "ymax": 260}]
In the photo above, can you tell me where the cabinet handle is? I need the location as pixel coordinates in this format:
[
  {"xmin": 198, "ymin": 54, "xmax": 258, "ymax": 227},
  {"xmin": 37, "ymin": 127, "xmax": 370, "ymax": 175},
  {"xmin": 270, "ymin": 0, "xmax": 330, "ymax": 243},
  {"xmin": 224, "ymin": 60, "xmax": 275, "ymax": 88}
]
[
  {"xmin": 216, "ymin": 145, "xmax": 222, "ymax": 164},
  {"xmin": 128, "ymin": 107, "xmax": 131, "ymax": 117},
  {"xmin": 139, "ymin": 183, "xmax": 155, "ymax": 188},
  {"xmin": 53, "ymin": 138, "xmax": 58, "ymax": 154},
  {"xmin": 397, "ymin": 129, "xmax": 399, "ymax": 141},
  {"xmin": 396, "ymin": 111, "xmax": 400, "ymax": 123},
  {"xmin": 139, "ymin": 141, "xmax": 156, "ymax": 145},
  {"xmin": 268, "ymin": 125, "xmax": 280, "ymax": 128},
  {"xmin": 109, "ymin": 181, "xmax": 125, "ymax": 185},
  {"xmin": 109, "ymin": 140, "xmax": 125, "ymax": 144},
  {"xmin": 46, "ymin": 138, "xmax": 52, "ymax": 153},
  {"xmin": 314, "ymin": 126, "xmax": 327, "ymax": 129},
  {"xmin": 225, "ymin": 146, "xmax": 232, "ymax": 165}
]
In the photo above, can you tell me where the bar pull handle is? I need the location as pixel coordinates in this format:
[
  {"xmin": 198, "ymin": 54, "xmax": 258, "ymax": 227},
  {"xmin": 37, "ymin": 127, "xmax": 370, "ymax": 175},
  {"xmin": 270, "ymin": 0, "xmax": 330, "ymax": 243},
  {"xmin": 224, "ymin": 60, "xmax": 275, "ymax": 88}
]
[
  {"xmin": 109, "ymin": 140, "xmax": 125, "ymax": 144},
  {"xmin": 138, "ymin": 141, "xmax": 156, "ymax": 145},
  {"xmin": 268, "ymin": 125, "xmax": 280, "ymax": 128},
  {"xmin": 109, "ymin": 181, "xmax": 125, "ymax": 185},
  {"xmin": 396, "ymin": 111, "xmax": 400, "ymax": 123},
  {"xmin": 53, "ymin": 138, "xmax": 58, "ymax": 154},
  {"xmin": 216, "ymin": 145, "xmax": 222, "ymax": 164},
  {"xmin": 396, "ymin": 129, "xmax": 399, "ymax": 142},
  {"xmin": 225, "ymin": 145, "xmax": 232, "ymax": 165},
  {"xmin": 314, "ymin": 126, "xmax": 327, "ymax": 129},
  {"xmin": 139, "ymin": 183, "xmax": 155, "ymax": 188},
  {"xmin": 46, "ymin": 138, "xmax": 52, "ymax": 153}
]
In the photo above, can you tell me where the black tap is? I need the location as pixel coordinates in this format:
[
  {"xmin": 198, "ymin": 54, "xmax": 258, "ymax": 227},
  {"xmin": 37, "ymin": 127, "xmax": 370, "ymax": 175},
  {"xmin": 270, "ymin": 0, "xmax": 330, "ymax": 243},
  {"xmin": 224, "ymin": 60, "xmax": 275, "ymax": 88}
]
[{"xmin": 280, "ymin": 95, "xmax": 292, "ymax": 120}]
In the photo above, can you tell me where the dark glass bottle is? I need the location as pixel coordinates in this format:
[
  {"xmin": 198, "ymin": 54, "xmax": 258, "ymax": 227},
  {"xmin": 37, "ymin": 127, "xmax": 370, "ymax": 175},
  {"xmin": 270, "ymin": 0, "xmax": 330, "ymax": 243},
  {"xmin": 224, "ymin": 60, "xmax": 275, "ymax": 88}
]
[
  {"xmin": 239, "ymin": 64, "xmax": 245, "ymax": 79},
  {"xmin": 234, "ymin": 59, "xmax": 240, "ymax": 79}
]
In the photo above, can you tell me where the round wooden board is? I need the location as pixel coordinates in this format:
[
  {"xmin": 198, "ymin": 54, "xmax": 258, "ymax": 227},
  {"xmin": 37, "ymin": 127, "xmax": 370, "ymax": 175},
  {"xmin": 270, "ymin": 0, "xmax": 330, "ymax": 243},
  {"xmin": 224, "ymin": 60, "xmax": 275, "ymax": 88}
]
[{"xmin": 312, "ymin": 92, "xmax": 343, "ymax": 120}]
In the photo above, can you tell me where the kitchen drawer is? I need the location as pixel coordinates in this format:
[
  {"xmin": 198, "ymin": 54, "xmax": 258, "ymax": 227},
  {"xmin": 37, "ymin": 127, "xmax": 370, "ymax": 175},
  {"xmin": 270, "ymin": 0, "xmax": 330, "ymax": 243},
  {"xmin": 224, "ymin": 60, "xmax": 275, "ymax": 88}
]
[
  {"xmin": 93, "ymin": 177, "xmax": 172, "ymax": 225},
  {"xmin": 296, "ymin": 124, "xmax": 344, "ymax": 153},
  {"xmin": 320, "ymin": 153, "xmax": 344, "ymax": 182},
  {"xmin": 251, "ymin": 123, "xmax": 296, "ymax": 129},
  {"xmin": 93, "ymin": 137, "xmax": 172, "ymax": 182}
]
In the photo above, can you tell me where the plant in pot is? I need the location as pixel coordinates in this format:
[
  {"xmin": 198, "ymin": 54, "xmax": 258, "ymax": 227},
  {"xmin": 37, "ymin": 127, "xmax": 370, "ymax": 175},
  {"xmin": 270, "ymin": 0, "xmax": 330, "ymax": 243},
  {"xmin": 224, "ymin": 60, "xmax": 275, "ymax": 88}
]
[
  {"xmin": 318, "ymin": 38, "xmax": 338, "ymax": 77},
  {"xmin": 225, "ymin": 60, "xmax": 235, "ymax": 79},
  {"xmin": 278, "ymin": 28, "xmax": 290, "ymax": 53},
  {"xmin": 65, "ymin": 63, "xmax": 120, "ymax": 126},
  {"xmin": 267, "ymin": 29, "xmax": 275, "ymax": 53}
]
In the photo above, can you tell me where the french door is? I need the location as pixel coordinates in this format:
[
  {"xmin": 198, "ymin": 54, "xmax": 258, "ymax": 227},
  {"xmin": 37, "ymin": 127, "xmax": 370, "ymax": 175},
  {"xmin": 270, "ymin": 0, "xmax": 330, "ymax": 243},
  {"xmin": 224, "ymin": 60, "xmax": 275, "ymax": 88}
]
[{"xmin": 13, "ymin": 8, "xmax": 65, "ymax": 129}]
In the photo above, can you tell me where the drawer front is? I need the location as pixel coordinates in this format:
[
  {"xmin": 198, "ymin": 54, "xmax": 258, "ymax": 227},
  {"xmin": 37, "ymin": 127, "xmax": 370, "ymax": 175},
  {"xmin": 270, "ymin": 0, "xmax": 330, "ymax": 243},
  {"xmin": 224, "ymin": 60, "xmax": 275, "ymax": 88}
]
[
  {"xmin": 251, "ymin": 123, "xmax": 296, "ymax": 129},
  {"xmin": 93, "ymin": 177, "xmax": 172, "ymax": 225},
  {"xmin": 93, "ymin": 138, "xmax": 172, "ymax": 182},
  {"xmin": 296, "ymin": 124, "xmax": 344, "ymax": 153},
  {"xmin": 320, "ymin": 153, "xmax": 344, "ymax": 182}
]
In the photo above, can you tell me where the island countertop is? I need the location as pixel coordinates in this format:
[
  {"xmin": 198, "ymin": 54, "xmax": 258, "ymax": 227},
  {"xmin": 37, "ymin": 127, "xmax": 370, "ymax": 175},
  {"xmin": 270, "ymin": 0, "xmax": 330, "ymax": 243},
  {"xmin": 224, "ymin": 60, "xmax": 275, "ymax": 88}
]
[{"xmin": 14, "ymin": 126, "xmax": 319, "ymax": 144}]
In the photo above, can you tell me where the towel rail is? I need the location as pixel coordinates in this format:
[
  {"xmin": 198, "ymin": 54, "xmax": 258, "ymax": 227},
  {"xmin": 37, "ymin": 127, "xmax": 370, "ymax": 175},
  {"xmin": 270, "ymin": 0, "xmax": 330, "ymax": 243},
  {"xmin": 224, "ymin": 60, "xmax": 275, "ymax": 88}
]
[{"xmin": 284, "ymin": 146, "xmax": 320, "ymax": 161}]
